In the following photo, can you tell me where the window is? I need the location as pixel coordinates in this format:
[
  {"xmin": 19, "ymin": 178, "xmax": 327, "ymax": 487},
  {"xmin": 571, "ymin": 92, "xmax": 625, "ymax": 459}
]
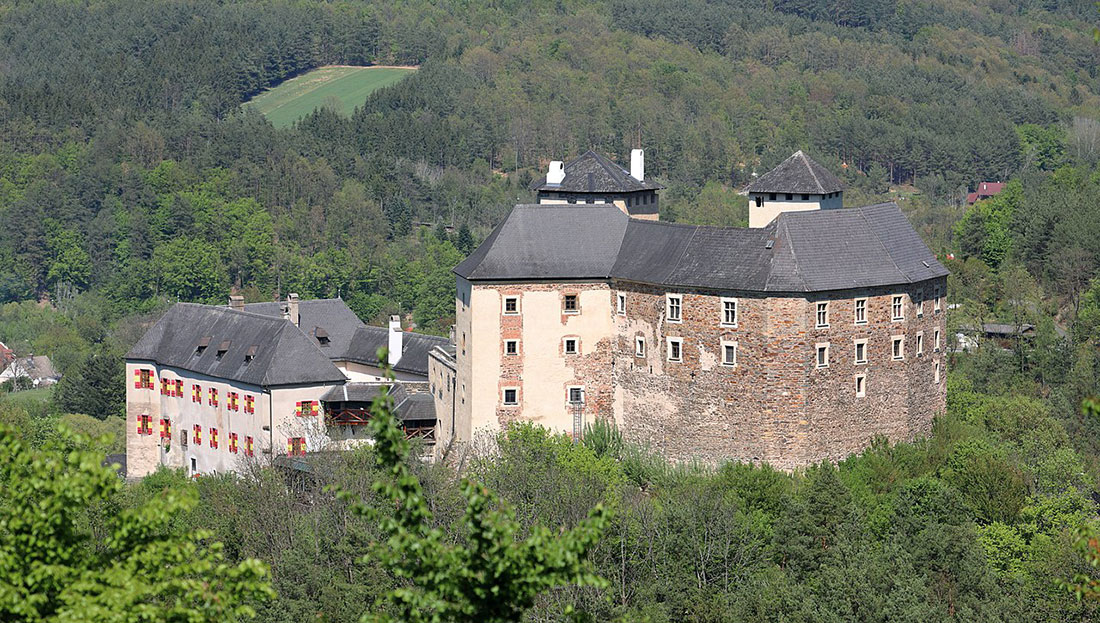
[
  {"xmin": 816, "ymin": 343, "xmax": 830, "ymax": 368},
  {"xmin": 854, "ymin": 339, "xmax": 868, "ymax": 364},
  {"xmin": 934, "ymin": 361, "xmax": 941, "ymax": 384},
  {"xmin": 892, "ymin": 295, "xmax": 904, "ymax": 321},
  {"xmin": 180, "ymin": 429, "xmax": 188, "ymax": 449},
  {"xmin": 505, "ymin": 340, "xmax": 518, "ymax": 355},
  {"xmin": 244, "ymin": 394, "xmax": 255, "ymax": 414},
  {"xmin": 721, "ymin": 298, "xmax": 738, "ymax": 327},
  {"xmin": 934, "ymin": 329, "xmax": 941, "ymax": 352},
  {"xmin": 617, "ymin": 293, "xmax": 626, "ymax": 315},
  {"xmin": 245, "ymin": 436, "xmax": 254, "ymax": 457},
  {"xmin": 934, "ymin": 286, "xmax": 942, "ymax": 313},
  {"xmin": 503, "ymin": 388, "xmax": 518, "ymax": 405},
  {"xmin": 210, "ymin": 427, "xmax": 219, "ymax": 449},
  {"xmin": 916, "ymin": 291, "xmax": 924, "ymax": 317},
  {"xmin": 816, "ymin": 302, "xmax": 829, "ymax": 328},
  {"xmin": 754, "ymin": 196, "xmax": 763, "ymax": 207},
  {"xmin": 667, "ymin": 294, "xmax": 682, "ymax": 323},
  {"xmin": 208, "ymin": 387, "xmax": 218, "ymax": 407},
  {"xmin": 892, "ymin": 336, "xmax": 904, "ymax": 360},
  {"xmin": 635, "ymin": 336, "xmax": 645, "ymax": 358},
  {"xmin": 564, "ymin": 338, "xmax": 578, "ymax": 355},
  {"xmin": 854, "ymin": 298, "xmax": 867, "ymax": 324},
  {"xmin": 287, "ymin": 437, "xmax": 306, "ymax": 457},
  {"xmin": 563, "ymin": 294, "xmax": 578, "ymax": 313},
  {"xmin": 134, "ymin": 369, "xmax": 154, "ymax": 389},
  {"xmin": 503, "ymin": 296, "xmax": 519, "ymax": 315},
  {"xmin": 295, "ymin": 401, "xmax": 319, "ymax": 417},
  {"xmin": 192, "ymin": 384, "xmax": 202, "ymax": 403},
  {"xmin": 228, "ymin": 392, "xmax": 239, "ymax": 411},
  {"xmin": 568, "ymin": 387, "xmax": 584, "ymax": 404},
  {"xmin": 801, "ymin": 193, "xmax": 810, "ymax": 201},
  {"xmin": 855, "ymin": 374, "xmax": 866, "ymax": 397},
  {"xmin": 785, "ymin": 193, "xmax": 793, "ymax": 200},
  {"xmin": 667, "ymin": 337, "xmax": 683, "ymax": 362},
  {"xmin": 916, "ymin": 331, "xmax": 924, "ymax": 356},
  {"xmin": 768, "ymin": 193, "xmax": 777, "ymax": 201},
  {"xmin": 229, "ymin": 432, "xmax": 239, "ymax": 454},
  {"xmin": 137, "ymin": 414, "xmax": 153, "ymax": 435},
  {"xmin": 721, "ymin": 341, "xmax": 737, "ymax": 367},
  {"xmin": 159, "ymin": 418, "xmax": 172, "ymax": 440},
  {"xmin": 193, "ymin": 425, "xmax": 202, "ymax": 445}
]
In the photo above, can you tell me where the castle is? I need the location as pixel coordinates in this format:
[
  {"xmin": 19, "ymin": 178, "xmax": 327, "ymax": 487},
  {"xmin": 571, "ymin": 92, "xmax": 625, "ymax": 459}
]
[{"xmin": 126, "ymin": 150, "xmax": 947, "ymax": 476}]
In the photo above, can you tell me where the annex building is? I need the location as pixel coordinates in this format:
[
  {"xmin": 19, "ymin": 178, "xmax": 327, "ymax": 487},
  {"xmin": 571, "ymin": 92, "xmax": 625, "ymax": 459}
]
[{"xmin": 451, "ymin": 150, "xmax": 948, "ymax": 469}]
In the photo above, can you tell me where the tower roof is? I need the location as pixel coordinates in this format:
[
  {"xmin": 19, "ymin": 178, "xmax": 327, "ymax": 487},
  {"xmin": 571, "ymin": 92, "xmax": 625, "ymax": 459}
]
[
  {"xmin": 530, "ymin": 150, "xmax": 664, "ymax": 193},
  {"xmin": 745, "ymin": 150, "xmax": 844, "ymax": 195}
]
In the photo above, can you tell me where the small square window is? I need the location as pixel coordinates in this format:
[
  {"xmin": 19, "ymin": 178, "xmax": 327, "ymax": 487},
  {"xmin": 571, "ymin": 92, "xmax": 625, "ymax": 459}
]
[
  {"xmin": 617, "ymin": 294, "xmax": 626, "ymax": 315},
  {"xmin": 816, "ymin": 302, "xmax": 829, "ymax": 328},
  {"xmin": 503, "ymin": 388, "xmax": 518, "ymax": 405},
  {"xmin": 785, "ymin": 193, "xmax": 793, "ymax": 200},
  {"xmin": 721, "ymin": 341, "xmax": 737, "ymax": 367},
  {"xmin": 568, "ymin": 387, "xmax": 584, "ymax": 404},
  {"xmin": 504, "ymin": 296, "xmax": 519, "ymax": 315},
  {"xmin": 854, "ymin": 339, "xmax": 868, "ymax": 364},
  {"xmin": 635, "ymin": 336, "xmax": 646, "ymax": 358},
  {"xmin": 816, "ymin": 343, "xmax": 829, "ymax": 368},
  {"xmin": 854, "ymin": 298, "xmax": 867, "ymax": 324},
  {"xmin": 801, "ymin": 193, "xmax": 809, "ymax": 200},
  {"xmin": 892, "ymin": 295, "xmax": 904, "ymax": 321},
  {"xmin": 667, "ymin": 295, "xmax": 682, "ymax": 323},
  {"xmin": 916, "ymin": 331, "xmax": 924, "ymax": 356},
  {"xmin": 667, "ymin": 338, "xmax": 682, "ymax": 362},
  {"xmin": 892, "ymin": 336, "xmax": 904, "ymax": 360},
  {"xmin": 769, "ymin": 193, "xmax": 777, "ymax": 201},
  {"xmin": 855, "ymin": 374, "xmax": 866, "ymax": 397},
  {"xmin": 563, "ymin": 294, "xmax": 578, "ymax": 313},
  {"xmin": 721, "ymin": 298, "xmax": 738, "ymax": 327},
  {"xmin": 505, "ymin": 340, "xmax": 518, "ymax": 355},
  {"xmin": 564, "ymin": 338, "xmax": 578, "ymax": 355}
]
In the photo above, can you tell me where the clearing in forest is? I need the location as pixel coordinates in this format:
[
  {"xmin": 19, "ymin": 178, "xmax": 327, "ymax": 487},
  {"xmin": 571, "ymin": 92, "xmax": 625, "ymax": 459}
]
[{"xmin": 245, "ymin": 65, "xmax": 416, "ymax": 128}]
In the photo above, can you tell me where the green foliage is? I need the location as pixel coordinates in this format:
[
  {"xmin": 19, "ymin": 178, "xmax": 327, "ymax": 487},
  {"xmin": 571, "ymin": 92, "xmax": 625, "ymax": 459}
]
[
  {"xmin": 334, "ymin": 351, "xmax": 609, "ymax": 622},
  {"xmin": 941, "ymin": 438, "xmax": 1028, "ymax": 524},
  {"xmin": 953, "ymin": 180, "xmax": 1023, "ymax": 269},
  {"xmin": 52, "ymin": 352, "xmax": 125, "ymax": 420},
  {"xmin": 153, "ymin": 238, "xmax": 229, "ymax": 304},
  {"xmin": 0, "ymin": 425, "xmax": 273, "ymax": 622}
]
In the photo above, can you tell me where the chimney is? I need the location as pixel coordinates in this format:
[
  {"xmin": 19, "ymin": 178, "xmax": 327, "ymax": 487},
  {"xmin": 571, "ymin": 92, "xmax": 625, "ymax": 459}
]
[
  {"xmin": 630, "ymin": 149, "xmax": 644, "ymax": 182},
  {"xmin": 388, "ymin": 315, "xmax": 403, "ymax": 366},
  {"xmin": 448, "ymin": 324, "xmax": 456, "ymax": 345},
  {"xmin": 229, "ymin": 295, "xmax": 244, "ymax": 311},
  {"xmin": 287, "ymin": 293, "xmax": 299, "ymax": 327},
  {"xmin": 546, "ymin": 161, "xmax": 565, "ymax": 185}
]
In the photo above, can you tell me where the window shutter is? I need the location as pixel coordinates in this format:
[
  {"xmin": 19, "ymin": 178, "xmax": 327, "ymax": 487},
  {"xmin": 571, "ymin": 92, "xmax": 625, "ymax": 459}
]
[
  {"xmin": 295, "ymin": 401, "xmax": 302, "ymax": 417},
  {"xmin": 134, "ymin": 370, "xmax": 141, "ymax": 389},
  {"xmin": 287, "ymin": 438, "xmax": 293, "ymax": 454}
]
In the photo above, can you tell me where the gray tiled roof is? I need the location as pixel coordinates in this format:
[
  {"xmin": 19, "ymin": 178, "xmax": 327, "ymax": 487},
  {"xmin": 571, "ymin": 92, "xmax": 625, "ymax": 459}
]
[
  {"xmin": 320, "ymin": 383, "xmax": 435, "ymax": 421},
  {"xmin": 745, "ymin": 151, "xmax": 844, "ymax": 195},
  {"xmin": 244, "ymin": 298, "xmax": 363, "ymax": 360},
  {"xmin": 457, "ymin": 203, "xmax": 947, "ymax": 293},
  {"xmin": 530, "ymin": 150, "xmax": 664, "ymax": 193},
  {"xmin": 344, "ymin": 326, "xmax": 449, "ymax": 377},
  {"xmin": 126, "ymin": 304, "xmax": 347, "ymax": 387}
]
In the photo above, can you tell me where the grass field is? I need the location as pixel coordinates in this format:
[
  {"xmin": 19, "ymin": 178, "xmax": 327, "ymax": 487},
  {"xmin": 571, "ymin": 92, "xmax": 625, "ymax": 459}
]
[{"xmin": 245, "ymin": 65, "xmax": 415, "ymax": 128}]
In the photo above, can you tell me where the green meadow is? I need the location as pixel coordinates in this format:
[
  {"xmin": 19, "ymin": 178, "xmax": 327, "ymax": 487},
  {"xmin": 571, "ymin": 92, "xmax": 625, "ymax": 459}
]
[{"xmin": 245, "ymin": 65, "xmax": 415, "ymax": 127}]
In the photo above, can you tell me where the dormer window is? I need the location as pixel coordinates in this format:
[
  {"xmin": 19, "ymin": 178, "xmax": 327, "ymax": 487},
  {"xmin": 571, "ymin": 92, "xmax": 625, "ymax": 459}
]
[
  {"xmin": 216, "ymin": 340, "xmax": 231, "ymax": 360},
  {"xmin": 315, "ymin": 327, "xmax": 330, "ymax": 346},
  {"xmin": 244, "ymin": 345, "xmax": 258, "ymax": 363},
  {"xmin": 195, "ymin": 336, "xmax": 211, "ymax": 356}
]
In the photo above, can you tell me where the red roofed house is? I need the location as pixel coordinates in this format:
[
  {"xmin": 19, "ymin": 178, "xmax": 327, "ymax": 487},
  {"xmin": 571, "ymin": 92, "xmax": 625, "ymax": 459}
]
[{"xmin": 967, "ymin": 182, "xmax": 1005, "ymax": 205}]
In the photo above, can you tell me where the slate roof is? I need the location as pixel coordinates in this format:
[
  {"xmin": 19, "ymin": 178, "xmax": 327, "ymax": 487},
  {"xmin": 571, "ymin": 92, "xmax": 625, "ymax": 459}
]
[
  {"xmin": 1, "ymin": 355, "xmax": 60, "ymax": 381},
  {"xmin": 320, "ymin": 383, "xmax": 436, "ymax": 421},
  {"xmin": 126, "ymin": 304, "xmax": 346, "ymax": 387},
  {"xmin": 745, "ymin": 150, "xmax": 844, "ymax": 195},
  {"xmin": 244, "ymin": 298, "xmax": 363, "ymax": 360},
  {"xmin": 530, "ymin": 150, "xmax": 664, "ymax": 193},
  {"xmin": 344, "ymin": 326, "xmax": 449, "ymax": 377},
  {"xmin": 456, "ymin": 203, "xmax": 948, "ymax": 293}
]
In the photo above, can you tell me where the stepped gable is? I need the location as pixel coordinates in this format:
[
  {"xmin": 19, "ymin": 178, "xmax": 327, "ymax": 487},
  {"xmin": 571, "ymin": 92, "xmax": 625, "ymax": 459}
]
[
  {"xmin": 126, "ymin": 303, "xmax": 346, "ymax": 386},
  {"xmin": 530, "ymin": 150, "xmax": 664, "ymax": 193},
  {"xmin": 745, "ymin": 150, "xmax": 844, "ymax": 195},
  {"xmin": 244, "ymin": 298, "xmax": 363, "ymax": 359},
  {"xmin": 344, "ymin": 326, "xmax": 448, "ymax": 376},
  {"xmin": 457, "ymin": 203, "xmax": 947, "ymax": 293}
]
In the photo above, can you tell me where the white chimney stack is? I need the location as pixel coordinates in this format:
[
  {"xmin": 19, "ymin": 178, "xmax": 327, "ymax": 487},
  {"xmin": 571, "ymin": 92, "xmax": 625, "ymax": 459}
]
[
  {"xmin": 287, "ymin": 293, "xmax": 299, "ymax": 327},
  {"xmin": 546, "ymin": 161, "xmax": 565, "ymax": 185},
  {"xmin": 388, "ymin": 315, "xmax": 403, "ymax": 366},
  {"xmin": 630, "ymin": 149, "xmax": 644, "ymax": 182}
]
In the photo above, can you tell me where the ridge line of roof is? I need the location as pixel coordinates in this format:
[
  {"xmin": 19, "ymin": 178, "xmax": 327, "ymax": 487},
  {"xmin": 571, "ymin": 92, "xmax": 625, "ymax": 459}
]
[{"xmin": 800, "ymin": 151, "xmax": 824, "ymax": 193}]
